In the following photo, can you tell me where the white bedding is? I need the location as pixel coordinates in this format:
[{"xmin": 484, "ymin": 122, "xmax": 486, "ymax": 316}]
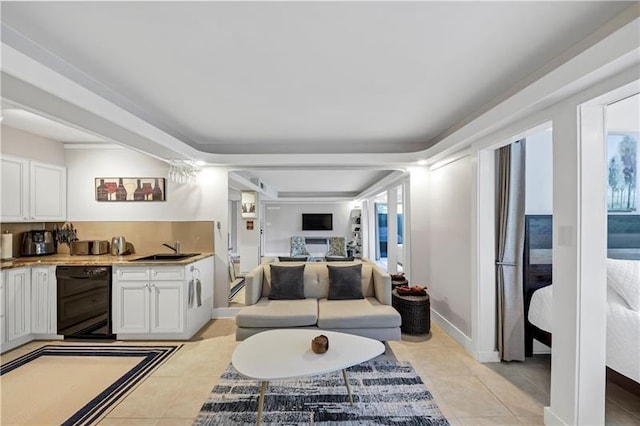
[
  {"xmin": 528, "ymin": 285, "xmax": 552, "ymax": 333},
  {"xmin": 528, "ymin": 285, "xmax": 640, "ymax": 384}
]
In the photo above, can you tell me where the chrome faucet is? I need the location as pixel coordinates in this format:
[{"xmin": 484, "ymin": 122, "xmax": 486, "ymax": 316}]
[{"xmin": 162, "ymin": 241, "xmax": 181, "ymax": 254}]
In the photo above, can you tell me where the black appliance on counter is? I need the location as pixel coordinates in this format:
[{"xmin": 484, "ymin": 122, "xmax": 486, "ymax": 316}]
[{"xmin": 56, "ymin": 266, "xmax": 115, "ymax": 339}]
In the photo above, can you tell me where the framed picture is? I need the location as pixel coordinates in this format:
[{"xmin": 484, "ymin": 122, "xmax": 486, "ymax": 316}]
[
  {"xmin": 607, "ymin": 132, "xmax": 638, "ymax": 212},
  {"xmin": 246, "ymin": 220, "xmax": 254, "ymax": 230},
  {"xmin": 95, "ymin": 177, "xmax": 166, "ymax": 202},
  {"xmin": 241, "ymin": 191, "xmax": 257, "ymax": 218}
]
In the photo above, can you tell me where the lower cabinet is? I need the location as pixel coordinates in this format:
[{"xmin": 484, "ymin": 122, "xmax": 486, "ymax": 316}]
[
  {"xmin": 114, "ymin": 279, "xmax": 184, "ymax": 334},
  {"xmin": 5, "ymin": 267, "xmax": 31, "ymax": 342},
  {"xmin": 0, "ymin": 271, "xmax": 5, "ymax": 347},
  {"xmin": 31, "ymin": 266, "xmax": 56, "ymax": 335},
  {"xmin": 113, "ymin": 266, "xmax": 185, "ymax": 335},
  {"xmin": 1, "ymin": 266, "xmax": 58, "ymax": 354},
  {"xmin": 112, "ymin": 257, "xmax": 213, "ymax": 340}
]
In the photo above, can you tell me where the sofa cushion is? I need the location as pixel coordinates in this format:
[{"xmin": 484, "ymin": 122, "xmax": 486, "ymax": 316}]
[
  {"xmin": 262, "ymin": 261, "xmax": 376, "ymax": 299},
  {"xmin": 268, "ymin": 264, "xmax": 305, "ymax": 300},
  {"xmin": 325, "ymin": 256, "xmax": 355, "ymax": 262},
  {"xmin": 327, "ymin": 264, "xmax": 364, "ymax": 300},
  {"xmin": 278, "ymin": 256, "xmax": 309, "ymax": 262},
  {"xmin": 235, "ymin": 298, "xmax": 318, "ymax": 327},
  {"xmin": 317, "ymin": 297, "xmax": 402, "ymax": 329}
]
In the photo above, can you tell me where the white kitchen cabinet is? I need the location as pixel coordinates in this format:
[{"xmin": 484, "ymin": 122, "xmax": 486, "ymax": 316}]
[
  {"xmin": 113, "ymin": 266, "xmax": 184, "ymax": 335},
  {"xmin": 1, "ymin": 155, "xmax": 29, "ymax": 222},
  {"xmin": 1, "ymin": 271, "xmax": 5, "ymax": 347},
  {"xmin": 0, "ymin": 155, "xmax": 67, "ymax": 222},
  {"xmin": 114, "ymin": 280, "xmax": 150, "ymax": 333},
  {"xmin": 30, "ymin": 161, "xmax": 67, "ymax": 221},
  {"xmin": 31, "ymin": 266, "xmax": 56, "ymax": 335},
  {"xmin": 5, "ymin": 267, "xmax": 31, "ymax": 342},
  {"xmin": 112, "ymin": 257, "xmax": 213, "ymax": 339}
]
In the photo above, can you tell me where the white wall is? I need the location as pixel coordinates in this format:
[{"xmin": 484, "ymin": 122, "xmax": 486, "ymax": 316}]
[
  {"xmin": 1, "ymin": 125, "xmax": 66, "ymax": 165},
  {"xmin": 65, "ymin": 147, "xmax": 226, "ymax": 221},
  {"xmin": 264, "ymin": 202, "xmax": 353, "ymax": 256},
  {"xmin": 64, "ymin": 146, "xmax": 229, "ymax": 307},
  {"xmin": 423, "ymin": 156, "xmax": 473, "ymax": 338},
  {"xmin": 408, "ymin": 167, "xmax": 429, "ymax": 287},
  {"xmin": 525, "ymin": 129, "xmax": 553, "ymax": 215}
]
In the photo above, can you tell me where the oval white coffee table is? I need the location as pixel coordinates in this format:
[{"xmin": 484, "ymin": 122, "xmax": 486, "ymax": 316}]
[{"xmin": 232, "ymin": 329, "xmax": 385, "ymax": 425}]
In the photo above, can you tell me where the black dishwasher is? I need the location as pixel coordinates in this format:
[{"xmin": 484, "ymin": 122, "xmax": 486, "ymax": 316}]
[{"xmin": 56, "ymin": 266, "xmax": 115, "ymax": 339}]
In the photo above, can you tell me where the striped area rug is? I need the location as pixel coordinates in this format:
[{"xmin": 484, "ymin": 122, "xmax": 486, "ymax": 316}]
[
  {"xmin": 195, "ymin": 360, "xmax": 449, "ymax": 425},
  {"xmin": 0, "ymin": 344, "xmax": 181, "ymax": 426}
]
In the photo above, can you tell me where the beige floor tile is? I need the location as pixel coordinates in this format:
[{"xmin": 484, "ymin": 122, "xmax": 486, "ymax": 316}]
[
  {"xmin": 517, "ymin": 415, "xmax": 545, "ymax": 425},
  {"xmin": 432, "ymin": 376, "xmax": 512, "ymax": 418},
  {"xmin": 107, "ymin": 376, "xmax": 182, "ymax": 418},
  {"xmin": 98, "ymin": 418, "xmax": 159, "ymax": 425},
  {"xmin": 434, "ymin": 401, "xmax": 461, "ymax": 423},
  {"xmin": 6, "ymin": 319, "xmax": 638, "ymax": 426},
  {"xmin": 458, "ymin": 415, "xmax": 523, "ymax": 425},
  {"xmin": 162, "ymin": 376, "xmax": 218, "ymax": 418},
  {"xmin": 156, "ymin": 418, "xmax": 197, "ymax": 426},
  {"xmin": 407, "ymin": 349, "xmax": 476, "ymax": 377},
  {"xmin": 445, "ymin": 417, "xmax": 464, "ymax": 426},
  {"xmin": 485, "ymin": 372, "xmax": 549, "ymax": 407},
  {"xmin": 476, "ymin": 374, "xmax": 544, "ymax": 417}
]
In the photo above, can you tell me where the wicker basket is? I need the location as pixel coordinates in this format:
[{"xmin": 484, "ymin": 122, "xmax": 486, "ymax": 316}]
[{"xmin": 392, "ymin": 289, "xmax": 430, "ymax": 334}]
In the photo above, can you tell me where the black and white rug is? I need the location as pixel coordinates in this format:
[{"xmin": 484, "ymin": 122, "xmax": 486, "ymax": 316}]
[
  {"xmin": 1, "ymin": 344, "xmax": 181, "ymax": 426},
  {"xmin": 229, "ymin": 278, "xmax": 246, "ymax": 301},
  {"xmin": 195, "ymin": 360, "xmax": 449, "ymax": 425}
]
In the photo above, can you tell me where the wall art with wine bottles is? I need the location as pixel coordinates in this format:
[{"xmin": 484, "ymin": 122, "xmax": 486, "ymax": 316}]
[{"xmin": 95, "ymin": 177, "xmax": 166, "ymax": 202}]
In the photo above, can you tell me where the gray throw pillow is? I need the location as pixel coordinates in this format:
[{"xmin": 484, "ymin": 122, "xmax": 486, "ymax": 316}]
[
  {"xmin": 268, "ymin": 265, "xmax": 306, "ymax": 300},
  {"xmin": 327, "ymin": 264, "xmax": 364, "ymax": 300}
]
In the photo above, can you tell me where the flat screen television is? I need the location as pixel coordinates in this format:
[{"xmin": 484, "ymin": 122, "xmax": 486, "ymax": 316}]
[{"xmin": 302, "ymin": 213, "xmax": 333, "ymax": 231}]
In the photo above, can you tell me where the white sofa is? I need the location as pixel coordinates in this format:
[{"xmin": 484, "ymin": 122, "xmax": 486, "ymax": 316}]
[{"xmin": 235, "ymin": 260, "xmax": 402, "ymax": 341}]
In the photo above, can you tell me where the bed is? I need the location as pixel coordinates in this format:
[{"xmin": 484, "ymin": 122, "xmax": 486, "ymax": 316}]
[{"xmin": 523, "ymin": 214, "xmax": 640, "ymax": 394}]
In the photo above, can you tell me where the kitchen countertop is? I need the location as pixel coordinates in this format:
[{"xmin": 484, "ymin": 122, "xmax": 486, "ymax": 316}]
[{"xmin": 0, "ymin": 252, "xmax": 214, "ymax": 270}]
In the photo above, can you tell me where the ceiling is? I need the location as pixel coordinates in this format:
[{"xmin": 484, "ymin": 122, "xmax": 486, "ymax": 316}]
[{"xmin": 0, "ymin": 1, "xmax": 634, "ymax": 199}]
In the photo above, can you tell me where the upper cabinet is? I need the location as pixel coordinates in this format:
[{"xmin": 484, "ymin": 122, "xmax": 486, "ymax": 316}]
[{"xmin": 1, "ymin": 155, "xmax": 67, "ymax": 222}]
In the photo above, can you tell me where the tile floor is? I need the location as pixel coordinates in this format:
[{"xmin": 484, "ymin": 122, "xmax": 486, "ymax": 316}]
[
  {"xmin": 2, "ymin": 320, "xmax": 639, "ymax": 425},
  {"xmin": 485, "ymin": 354, "xmax": 640, "ymax": 425}
]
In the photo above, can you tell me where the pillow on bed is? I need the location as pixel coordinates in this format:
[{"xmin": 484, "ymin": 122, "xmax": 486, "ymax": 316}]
[{"xmin": 606, "ymin": 258, "xmax": 640, "ymax": 311}]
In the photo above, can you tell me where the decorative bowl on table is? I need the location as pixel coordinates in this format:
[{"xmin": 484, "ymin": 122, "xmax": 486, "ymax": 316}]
[
  {"xmin": 311, "ymin": 335, "xmax": 329, "ymax": 354},
  {"xmin": 396, "ymin": 285, "xmax": 427, "ymax": 296}
]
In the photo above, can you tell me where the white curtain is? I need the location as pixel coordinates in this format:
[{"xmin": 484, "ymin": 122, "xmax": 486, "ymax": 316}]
[{"xmin": 496, "ymin": 139, "xmax": 527, "ymax": 361}]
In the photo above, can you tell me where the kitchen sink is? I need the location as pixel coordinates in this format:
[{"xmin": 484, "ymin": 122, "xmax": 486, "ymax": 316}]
[{"xmin": 130, "ymin": 253, "xmax": 200, "ymax": 261}]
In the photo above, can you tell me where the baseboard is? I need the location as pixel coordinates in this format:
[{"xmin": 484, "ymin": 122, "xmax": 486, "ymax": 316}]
[
  {"xmin": 475, "ymin": 350, "xmax": 501, "ymax": 363},
  {"xmin": 544, "ymin": 406, "xmax": 567, "ymax": 425},
  {"xmin": 431, "ymin": 309, "xmax": 473, "ymax": 354},
  {"xmin": 213, "ymin": 307, "xmax": 241, "ymax": 318}
]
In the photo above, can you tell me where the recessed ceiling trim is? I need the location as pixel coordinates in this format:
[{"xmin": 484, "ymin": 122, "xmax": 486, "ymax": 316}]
[
  {"xmin": 1, "ymin": 23, "xmax": 198, "ymax": 148},
  {"xmin": 2, "ymin": 107, "xmax": 104, "ymax": 142},
  {"xmin": 278, "ymin": 191, "xmax": 359, "ymax": 198}
]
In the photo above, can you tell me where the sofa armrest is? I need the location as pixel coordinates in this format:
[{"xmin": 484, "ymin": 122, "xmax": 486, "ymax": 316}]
[
  {"xmin": 244, "ymin": 264, "xmax": 264, "ymax": 306},
  {"xmin": 372, "ymin": 264, "xmax": 392, "ymax": 305}
]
